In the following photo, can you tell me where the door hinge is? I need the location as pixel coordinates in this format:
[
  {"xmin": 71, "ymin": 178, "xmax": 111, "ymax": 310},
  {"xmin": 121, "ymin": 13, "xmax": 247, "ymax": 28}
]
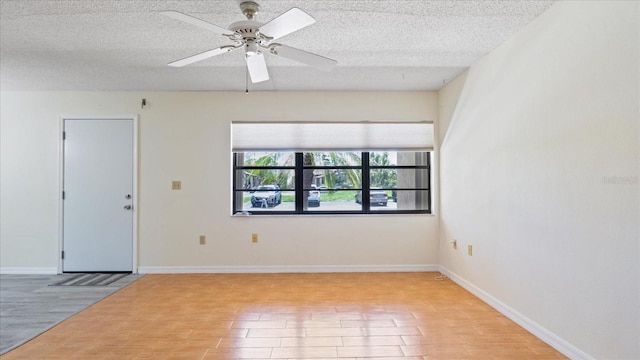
[
  {"xmin": 63, "ymin": 131, "xmax": 66, "ymax": 140},
  {"xmin": 62, "ymin": 191, "xmax": 65, "ymax": 200},
  {"xmin": 61, "ymin": 251, "xmax": 65, "ymax": 260}
]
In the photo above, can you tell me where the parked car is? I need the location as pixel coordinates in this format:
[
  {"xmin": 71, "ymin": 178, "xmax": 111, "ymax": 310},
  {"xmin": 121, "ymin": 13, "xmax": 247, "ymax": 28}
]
[
  {"xmin": 251, "ymin": 185, "xmax": 281, "ymax": 207},
  {"xmin": 307, "ymin": 193, "xmax": 321, "ymax": 207},
  {"xmin": 307, "ymin": 185, "xmax": 321, "ymax": 207},
  {"xmin": 355, "ymin": 189, "xmax": 388, "ymax": 206}
]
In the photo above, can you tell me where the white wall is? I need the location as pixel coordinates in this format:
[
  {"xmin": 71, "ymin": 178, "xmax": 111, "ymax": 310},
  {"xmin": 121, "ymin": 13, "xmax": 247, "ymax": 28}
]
[
  {"xmin": 0, "ymin": 91, "xmax": 439, "ymax": 272},
  {"xmin": 438, "ymin": 1, "xmax": 639, "ymax": 359}
]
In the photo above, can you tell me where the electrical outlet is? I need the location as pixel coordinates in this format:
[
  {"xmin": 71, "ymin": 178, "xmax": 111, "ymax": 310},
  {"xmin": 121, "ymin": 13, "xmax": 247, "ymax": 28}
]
[
  {"xmin": 171, "ymin": 180, "xmax": 181, "ymax": 190},
  {"xmin": 252, "ymin": 233, "xmax": 258, "ymax": 243},
  {"xmin": 199, "ymin": 235, "xmax": 206, "ymax": 245},
  {"xmin": 467, "ymin": 244, "xmax": 473, "ymax": 256}
]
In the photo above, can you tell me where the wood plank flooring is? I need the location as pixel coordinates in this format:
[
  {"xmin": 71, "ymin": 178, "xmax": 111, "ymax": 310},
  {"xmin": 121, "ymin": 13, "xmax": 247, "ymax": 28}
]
[{"xmin": 1, "ymin": 272, "xmax": 566, "ymax": 359}]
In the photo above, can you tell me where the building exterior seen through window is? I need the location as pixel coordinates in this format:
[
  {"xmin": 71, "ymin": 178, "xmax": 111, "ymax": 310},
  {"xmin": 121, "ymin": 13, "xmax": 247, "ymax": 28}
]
[{"xmin": 233, "ymin": 151, "xmax": 430, "ymax": 215}]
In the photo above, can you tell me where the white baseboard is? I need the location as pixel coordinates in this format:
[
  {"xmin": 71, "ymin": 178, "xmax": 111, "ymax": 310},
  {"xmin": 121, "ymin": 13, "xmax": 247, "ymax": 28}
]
[
  {"xmin": 138, "ymin": 264, "xmax": 439, "ymax": 274},
  {"xmin": 0, "ymin": 267, "xmax": 58, "ymax": 275},
  {"xmin": 439, "ymin": 266, "xmax": 593, "ymax": 360}
]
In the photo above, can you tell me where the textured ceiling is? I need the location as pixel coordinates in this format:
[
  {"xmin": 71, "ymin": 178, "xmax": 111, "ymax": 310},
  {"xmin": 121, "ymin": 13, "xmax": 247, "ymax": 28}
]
[{"xmin": 0, "ymin": 0, "xmax": 556, "ymax": 91}]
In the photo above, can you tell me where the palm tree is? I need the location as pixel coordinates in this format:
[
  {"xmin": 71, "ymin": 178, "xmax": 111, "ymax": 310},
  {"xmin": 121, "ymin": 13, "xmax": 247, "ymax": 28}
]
[
  {"xmin": 316, "ymin": 152, "xmax": 362, "ymax": 189},
  {"xmin": 369, "ymin": 152, "xmax": 396, "ymax": 188},
  {"xmin": 241, "ymin": 152, "xmax": 294, "ymax": 189}
]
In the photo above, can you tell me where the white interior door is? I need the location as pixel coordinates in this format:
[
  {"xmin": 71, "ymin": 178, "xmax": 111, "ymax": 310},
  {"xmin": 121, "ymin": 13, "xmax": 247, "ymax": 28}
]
[{"xmin": 63, "ymin": 118, "xmax": 134, "ymax": 272}]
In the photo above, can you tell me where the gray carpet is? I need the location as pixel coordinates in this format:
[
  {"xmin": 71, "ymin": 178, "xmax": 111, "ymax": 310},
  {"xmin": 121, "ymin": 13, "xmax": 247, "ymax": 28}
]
[{"xmin": 0, "ymin": 273, "xmax": 143, "ymax": 355}]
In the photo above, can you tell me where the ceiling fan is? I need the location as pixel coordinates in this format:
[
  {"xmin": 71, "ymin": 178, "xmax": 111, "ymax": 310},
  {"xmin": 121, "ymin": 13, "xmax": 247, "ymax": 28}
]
[{"xmin": 160, "ymin": 1, "xmax": 337, "ymax": 83}]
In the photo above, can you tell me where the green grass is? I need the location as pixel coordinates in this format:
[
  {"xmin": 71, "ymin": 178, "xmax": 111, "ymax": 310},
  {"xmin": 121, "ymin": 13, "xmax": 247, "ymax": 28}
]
[
  {"xmin": 244, "ymin": 190, "xmax": 359, "ymax": 204},
  {"xmin": 320, "ymin": 190, "xmax": 357, "ymax": 201}
]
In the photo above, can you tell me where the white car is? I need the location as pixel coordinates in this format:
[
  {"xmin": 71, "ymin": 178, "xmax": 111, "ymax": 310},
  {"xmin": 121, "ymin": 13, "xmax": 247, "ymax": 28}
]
[
  {"xmin": 355, "ymin": 189, "xmax": 388, "ymax": 206},
  {"xmin": 251, "ymin": 185, "xmax": 282, "ymax": 207}
]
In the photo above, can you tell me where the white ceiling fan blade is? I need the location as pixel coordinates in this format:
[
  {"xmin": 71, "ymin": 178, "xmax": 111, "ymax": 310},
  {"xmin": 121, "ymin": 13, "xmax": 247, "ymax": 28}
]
[
  {"xmin": 271, "ymin": 45, "xmax": 337, "ymax": 72},
  {"xmin": 168, "ymin": 46, "xmax": 236, "ymax": 67},
  {"xmin": 246, "ymin": 52, "xmax": 270, "ymax": 83},
  {"xmin": 259, "ymin": 8, "xmax": 315, "ymax": 40},
  {"xmin": 160, "ymin": 11, "xmax": 232, "ymax": 35}
]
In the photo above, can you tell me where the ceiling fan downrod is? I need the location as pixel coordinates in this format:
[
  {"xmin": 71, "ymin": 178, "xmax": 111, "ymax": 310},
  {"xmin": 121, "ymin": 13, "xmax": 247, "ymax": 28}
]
[{"xmin": 239, "ymin": 1, "xmax": 260, "ymax": 20}]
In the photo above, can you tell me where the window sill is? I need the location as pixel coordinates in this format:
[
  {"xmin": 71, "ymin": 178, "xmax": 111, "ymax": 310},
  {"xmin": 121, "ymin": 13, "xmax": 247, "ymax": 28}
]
[{"xmin": 232, "ymin": 212, "xmax": 435, "ymax": 218}]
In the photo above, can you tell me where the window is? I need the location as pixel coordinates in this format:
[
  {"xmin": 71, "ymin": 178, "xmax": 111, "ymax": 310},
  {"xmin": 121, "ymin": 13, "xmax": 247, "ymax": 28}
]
[
  {"xmin": 233, "ymin": 151, "xmax": 430, "ymax": 214},
  {"xmin": 231, "ymin": 121, "xmax": 433, "ymax": 215}
]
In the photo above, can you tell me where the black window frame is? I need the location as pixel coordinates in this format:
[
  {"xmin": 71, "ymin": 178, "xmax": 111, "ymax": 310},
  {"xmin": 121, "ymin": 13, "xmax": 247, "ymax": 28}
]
[{"xmin": 233, "ymin": 151, "xmax": 431, "ymax": 215}]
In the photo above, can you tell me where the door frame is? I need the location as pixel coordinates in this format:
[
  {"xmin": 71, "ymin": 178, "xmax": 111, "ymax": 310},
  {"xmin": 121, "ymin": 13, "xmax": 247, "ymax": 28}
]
[{"xmin": 58, "ymin": 115, "xmax": 139, "ymax": 274}]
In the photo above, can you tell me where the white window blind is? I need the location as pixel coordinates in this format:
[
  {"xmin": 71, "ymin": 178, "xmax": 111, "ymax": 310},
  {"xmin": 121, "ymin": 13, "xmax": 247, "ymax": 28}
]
[{"xmin": 231, "ymin": 122, "xmax": 434, "ymax": 152}]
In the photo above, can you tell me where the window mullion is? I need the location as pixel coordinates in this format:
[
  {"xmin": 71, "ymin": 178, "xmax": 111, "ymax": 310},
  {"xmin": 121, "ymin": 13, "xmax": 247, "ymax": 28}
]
[
  {"xmin": 232, "ymin": 153, "xmax": 238, "ymax": 212},
  {"xmin": 426, "ymin": 152, "xmax": 431, "ymax": 212},
  {"xmin": 362, "ymin": 152, "xmax": 370, "ymax": 213},
  {"xmin": 295, "ymin": 152, "xmax": 304, "ymax": 213}
]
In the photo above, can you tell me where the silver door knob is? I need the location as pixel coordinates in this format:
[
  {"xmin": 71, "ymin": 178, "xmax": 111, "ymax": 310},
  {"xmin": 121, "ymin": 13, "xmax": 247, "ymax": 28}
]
[{"xmin": 123, "ymin": 205, "xmax": 132, "ymax": 210}]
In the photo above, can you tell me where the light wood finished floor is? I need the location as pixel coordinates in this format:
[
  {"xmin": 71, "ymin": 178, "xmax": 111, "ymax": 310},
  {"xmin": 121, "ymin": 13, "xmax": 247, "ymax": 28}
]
[{"xmin": 1, "ymin": 272, "xmax": 566, "ymax": 360}]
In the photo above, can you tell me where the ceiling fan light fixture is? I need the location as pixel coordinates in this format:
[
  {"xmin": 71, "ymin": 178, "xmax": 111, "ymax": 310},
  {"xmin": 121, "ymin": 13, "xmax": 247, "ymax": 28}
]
[{"xmin": 245, "ymin": 39, "xmax": 260, "ymax": 56}]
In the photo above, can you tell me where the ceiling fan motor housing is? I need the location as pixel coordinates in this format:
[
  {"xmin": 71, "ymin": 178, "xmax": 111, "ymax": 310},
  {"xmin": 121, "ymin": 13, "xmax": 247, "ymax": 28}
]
[
  {"xmin": 245, "ymin": 39, "xmax": 260, "ymax": 55},
  {"xmin": 229, "ymin": 20, "xmax": 261, "ymax": 39},
  {"xmin": 228, "ymin": 20, "xmax": 265, "ymax": 55}
]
